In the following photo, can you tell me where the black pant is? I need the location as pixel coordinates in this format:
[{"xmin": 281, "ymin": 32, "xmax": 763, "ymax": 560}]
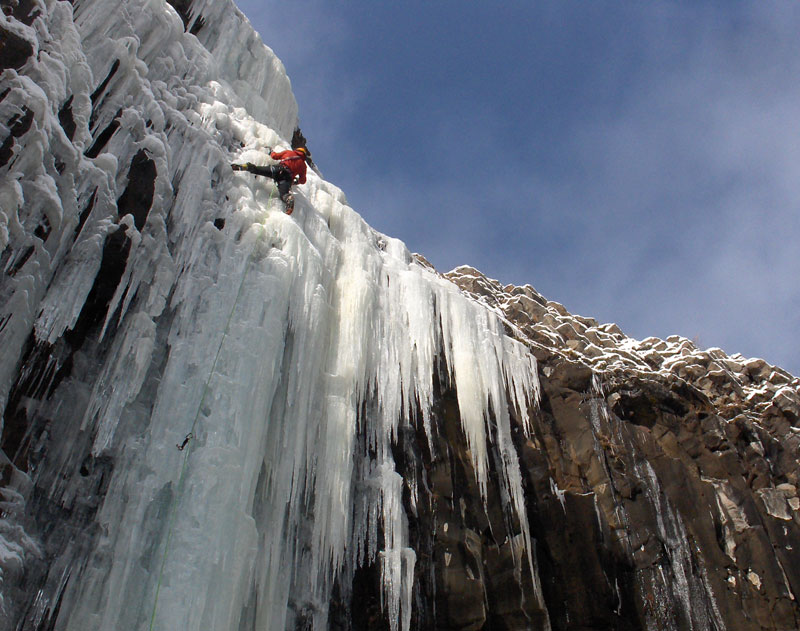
[{"xmin": 248, "ymin": 164, "xmax": 293, "ymax": 208}]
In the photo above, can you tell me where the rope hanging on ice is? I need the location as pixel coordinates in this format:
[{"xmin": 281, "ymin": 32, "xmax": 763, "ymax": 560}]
[{"xmin": 148, "ymin": 184, "xmax": 278, "ymax": 631}]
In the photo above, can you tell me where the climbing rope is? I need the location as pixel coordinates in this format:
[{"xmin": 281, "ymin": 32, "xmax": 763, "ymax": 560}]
[{"xmin": 147, "ymin": 177, "xmax": 278, "ymax": 631}]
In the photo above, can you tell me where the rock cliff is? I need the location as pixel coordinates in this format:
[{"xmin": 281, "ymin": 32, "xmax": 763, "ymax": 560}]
[{"xmin": 433, "ymin": 264, "xmax": 800, "ymax": 630}]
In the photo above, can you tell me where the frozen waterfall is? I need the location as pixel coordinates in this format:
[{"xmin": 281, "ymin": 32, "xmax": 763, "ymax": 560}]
[{"xmin": 0, "ymin": 0, "xmax": 548, "ymax": 629}]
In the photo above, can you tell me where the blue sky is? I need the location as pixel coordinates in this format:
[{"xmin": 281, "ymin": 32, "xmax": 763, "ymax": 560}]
[{"xmin": 236, "ymin": 1, "xmax": 800, "ymax": 376}]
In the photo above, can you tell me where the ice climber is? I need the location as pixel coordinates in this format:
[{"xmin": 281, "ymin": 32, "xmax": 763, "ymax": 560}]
[{"xmin": 232, "ymin": 146, "xmax": 310, "ymax": 215}]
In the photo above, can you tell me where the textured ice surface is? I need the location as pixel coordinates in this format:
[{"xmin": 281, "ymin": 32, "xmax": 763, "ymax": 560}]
[{"xmin": 0, "ymin": 1, "xmax": 545, "ymax": 629}]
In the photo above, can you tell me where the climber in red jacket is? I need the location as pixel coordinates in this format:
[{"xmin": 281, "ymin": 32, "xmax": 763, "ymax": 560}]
[{"xmin": 232, "ymin": 147, "xmax": 310, "ymax": 214}]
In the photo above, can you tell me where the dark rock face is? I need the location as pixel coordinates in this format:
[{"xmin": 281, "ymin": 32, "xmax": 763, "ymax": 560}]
[
  {"xmin": 0, "ymin": 104, "xmax": 34, "ymax": 168},
  {"xmin": 0, "ymin": 24, "xmax": 34, "ymax": 72},
  {"xmin": 58, "ymin": 95, "xmax": 77, "ymax": 141},
  {"xmin": 402, "ymin": 374, "xmax": 549, "ymax": 631},
  {"xmin": 419, "ymin": 265, "xmax": 800, "ymax": 631},
  {"xmin": 327, "ymin": 268, "xmax": 800, "ymax": 630},
  {"xmin": 165, "ymin": 0, "xmax": 205, "ymax": 34},
  {"xmin": 0, "ymin": 0, "xmax": 39, "ymax": 71},
  {"xmin": 2, "ymin": 0, "xmax": 41, "ymax": 25},
  {"xmin": 330, "ymin": 263, "xmax": 800, "ymax": 630},
  {"xmin": 116, "ymin": 149, "xmax": 157, "ymax": 229},
  {"xmin": 65, "ymin": 224, "xmax": 132, "ymax": 349}
]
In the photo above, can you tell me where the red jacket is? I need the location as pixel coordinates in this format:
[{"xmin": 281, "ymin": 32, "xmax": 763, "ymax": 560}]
[{"xmin": 271, "ymin": 149, "xmax": 307, "ymax": 184}]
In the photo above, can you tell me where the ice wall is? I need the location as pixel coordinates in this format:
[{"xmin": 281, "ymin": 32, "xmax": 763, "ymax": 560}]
[{"xmin": 0, "ymin": 1, "xmax": 547, "ymax": 629}]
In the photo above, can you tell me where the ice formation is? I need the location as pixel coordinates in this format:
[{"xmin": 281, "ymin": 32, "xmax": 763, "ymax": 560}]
[{"xmin": 0, "ymin": 1, "xmax": 546, "ymax": 629}]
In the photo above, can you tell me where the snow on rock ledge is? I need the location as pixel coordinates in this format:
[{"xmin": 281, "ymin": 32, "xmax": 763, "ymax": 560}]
[{"xmin": 444, "ymin": 264, "xmax": 800, "ymax": 425}]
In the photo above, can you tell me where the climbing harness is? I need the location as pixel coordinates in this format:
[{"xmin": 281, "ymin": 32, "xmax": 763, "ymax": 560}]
[{"xmin": 147, "ymin": 177, "xmax": 279, "ymax": 631}]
